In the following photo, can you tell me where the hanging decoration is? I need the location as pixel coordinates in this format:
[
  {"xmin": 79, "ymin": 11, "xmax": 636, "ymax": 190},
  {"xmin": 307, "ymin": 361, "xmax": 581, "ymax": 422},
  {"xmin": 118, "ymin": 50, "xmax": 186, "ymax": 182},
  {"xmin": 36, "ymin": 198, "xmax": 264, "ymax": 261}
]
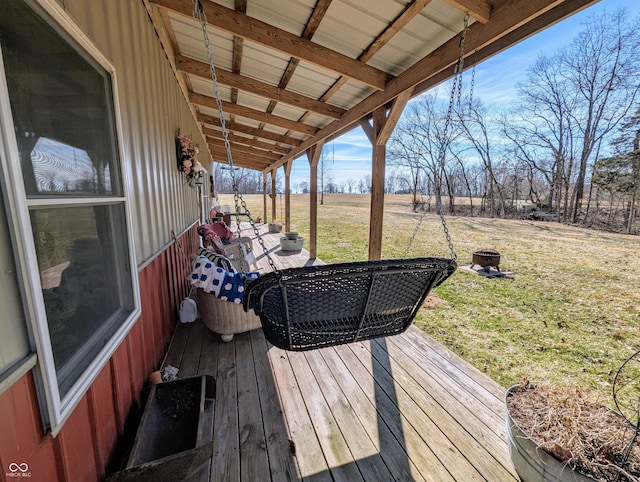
[{"xmin": 176, "ymin": 132, "xmax": 202, "ymax": 187}]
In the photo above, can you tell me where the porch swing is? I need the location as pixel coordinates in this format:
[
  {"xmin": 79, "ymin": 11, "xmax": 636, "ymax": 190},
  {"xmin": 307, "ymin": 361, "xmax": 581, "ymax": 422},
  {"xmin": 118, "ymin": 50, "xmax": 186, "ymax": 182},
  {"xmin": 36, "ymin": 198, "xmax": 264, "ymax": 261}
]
[{"xmin": 191, "ymin": 0, "xmax": 464, "ymax": 351}]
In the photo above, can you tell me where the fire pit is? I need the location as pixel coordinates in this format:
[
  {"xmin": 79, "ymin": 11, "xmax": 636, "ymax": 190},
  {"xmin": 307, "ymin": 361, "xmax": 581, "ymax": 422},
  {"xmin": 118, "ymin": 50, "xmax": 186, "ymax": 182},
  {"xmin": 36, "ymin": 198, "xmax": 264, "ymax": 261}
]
[{"xmin": 472, "ymin": 249, "xmax": 501, "ymax": 270}]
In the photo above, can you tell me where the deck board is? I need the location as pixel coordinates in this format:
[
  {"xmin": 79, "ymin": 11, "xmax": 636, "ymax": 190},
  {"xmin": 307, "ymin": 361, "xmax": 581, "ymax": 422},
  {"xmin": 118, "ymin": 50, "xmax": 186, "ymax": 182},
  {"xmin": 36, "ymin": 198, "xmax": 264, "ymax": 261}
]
[{"xmin": 161, "ymin": 223, "xmax": 519, "ymax": 481}]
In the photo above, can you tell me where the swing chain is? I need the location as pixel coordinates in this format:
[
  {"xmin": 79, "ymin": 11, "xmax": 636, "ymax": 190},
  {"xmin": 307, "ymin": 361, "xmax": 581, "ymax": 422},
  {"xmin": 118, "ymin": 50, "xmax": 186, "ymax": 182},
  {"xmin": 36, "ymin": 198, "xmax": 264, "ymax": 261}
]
[
  {"xmin": 192, "ymin": 0, "xmax": 279, "ymax": 274},
  {"xmin": 404, "ymin": 15, "xmax": 468, "ymax": 260}
]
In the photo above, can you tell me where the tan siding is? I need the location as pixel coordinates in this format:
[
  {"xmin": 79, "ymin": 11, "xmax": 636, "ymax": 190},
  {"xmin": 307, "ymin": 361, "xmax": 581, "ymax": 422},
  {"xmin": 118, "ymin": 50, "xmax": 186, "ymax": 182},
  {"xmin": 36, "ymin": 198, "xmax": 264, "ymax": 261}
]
[
  {"xmin": 0, "ymin": 193, "xmax": 29, "ymax": 380},
  {"xmin": 62, "ymin": 0, "xmax": 209, "ymax": 265}
]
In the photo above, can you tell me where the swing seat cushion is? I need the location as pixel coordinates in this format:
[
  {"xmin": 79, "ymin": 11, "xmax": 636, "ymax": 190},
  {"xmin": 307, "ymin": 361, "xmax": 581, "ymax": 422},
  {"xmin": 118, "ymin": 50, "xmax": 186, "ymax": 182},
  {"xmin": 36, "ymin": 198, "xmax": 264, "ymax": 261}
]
[{"xmin": 244, "ymin": 257, "xmax": 456, "ymax": 351}]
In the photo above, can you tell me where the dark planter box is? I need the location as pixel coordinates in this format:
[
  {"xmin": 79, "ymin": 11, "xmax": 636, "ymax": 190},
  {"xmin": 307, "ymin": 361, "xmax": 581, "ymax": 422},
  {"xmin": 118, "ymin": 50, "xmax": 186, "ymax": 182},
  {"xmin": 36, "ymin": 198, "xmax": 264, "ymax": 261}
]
[{"xmin": 108, "ymin": 375, "xmax": 216, "ymax": 482}]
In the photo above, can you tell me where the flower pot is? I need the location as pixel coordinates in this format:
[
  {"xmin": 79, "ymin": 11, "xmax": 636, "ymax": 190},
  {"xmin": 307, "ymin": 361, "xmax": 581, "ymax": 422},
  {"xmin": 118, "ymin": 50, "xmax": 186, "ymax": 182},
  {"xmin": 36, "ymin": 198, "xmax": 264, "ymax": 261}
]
[
  {"xmin": 149, "ymin": 370, "xmax": 162, "ymax": 385},
  {"xmin": 279, "ymin": 236, "xmax": 304, "ymax": 252},
  {"xmin": 268, "ymin": 223, "xmax": 282, "ymax": 233},
  {"xmin": 505, "ymin": 385, "xmax": 596, "ymax": 482},
  {"xmin": 284, "ymin": 231, "xmax": 298, "ymax": 240}
]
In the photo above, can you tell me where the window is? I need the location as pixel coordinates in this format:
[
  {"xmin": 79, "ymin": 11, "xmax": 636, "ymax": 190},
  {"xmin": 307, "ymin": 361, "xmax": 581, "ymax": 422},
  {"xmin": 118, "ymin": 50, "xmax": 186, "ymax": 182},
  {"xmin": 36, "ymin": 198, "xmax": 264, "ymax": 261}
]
[{"xmin": 0, "ymin": 0, "xmax": 138, "ymax": 429}]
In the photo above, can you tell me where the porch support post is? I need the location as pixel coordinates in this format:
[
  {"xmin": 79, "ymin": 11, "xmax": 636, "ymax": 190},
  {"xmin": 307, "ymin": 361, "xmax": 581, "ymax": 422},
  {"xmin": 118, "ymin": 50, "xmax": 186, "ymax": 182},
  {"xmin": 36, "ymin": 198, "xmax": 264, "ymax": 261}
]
[
  {"xmin": 271, "ymin": 170, "xmax": 277, "ymax": 222},
  {"xmin": 365, "ymin": 91, "xmax": 411, "ymax": 260},
  {"xmin": 306, "ymin": 141, "xmax": 324, "ymax": 259},
  {"xmin": 284, "ymin": 160, "xmax": 293, "ymax": 232},
  {"xmin": 262, "ymin": 171, "xmax": 268, "ymax": 222}
]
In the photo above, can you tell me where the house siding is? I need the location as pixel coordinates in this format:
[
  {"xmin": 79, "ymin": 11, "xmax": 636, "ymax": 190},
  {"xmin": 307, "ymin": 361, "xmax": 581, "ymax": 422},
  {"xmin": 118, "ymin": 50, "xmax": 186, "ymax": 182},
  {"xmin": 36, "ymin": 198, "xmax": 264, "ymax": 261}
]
[
  {"xmin": 0, "ymin": 225, "xmax": 198, "ymax": 480},
  {"xmin": 1, "ymin": 0, "xmax": 206, "ymax": 479}
]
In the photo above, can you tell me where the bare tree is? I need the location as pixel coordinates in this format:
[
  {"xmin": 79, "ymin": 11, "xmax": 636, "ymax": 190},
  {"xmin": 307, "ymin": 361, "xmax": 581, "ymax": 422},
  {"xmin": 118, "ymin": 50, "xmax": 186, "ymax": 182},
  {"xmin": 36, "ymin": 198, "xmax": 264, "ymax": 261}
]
[
  {"xmin": 508, "ymin": 8, "xmax": 640, "ymax": 223},
  {"xmin": 564, "ymin": 9, "xmax": 640, "ymax": 222},
  {"xmin": 318, "ymin": 147, "xmax": 333, "ymax": 204},
  {"xmin": 346, "ymin": 178, "xmax": 356, "ymax": 193},
  {"xmin": 455, "ymin": 100, "xmax": 508, "ymax": 217},
  {"xmin": 389, "ymin": 94, "xmax": 459, "ymax": 212}
]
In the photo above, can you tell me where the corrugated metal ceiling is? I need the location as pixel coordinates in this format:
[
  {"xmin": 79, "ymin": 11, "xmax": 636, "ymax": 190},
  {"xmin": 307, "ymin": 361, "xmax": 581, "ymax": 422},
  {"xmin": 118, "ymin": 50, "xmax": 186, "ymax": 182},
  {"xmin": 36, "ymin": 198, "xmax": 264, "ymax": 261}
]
[{"xmin": 146, "ymin": 0, "xmax": 600, "ymax": 173}]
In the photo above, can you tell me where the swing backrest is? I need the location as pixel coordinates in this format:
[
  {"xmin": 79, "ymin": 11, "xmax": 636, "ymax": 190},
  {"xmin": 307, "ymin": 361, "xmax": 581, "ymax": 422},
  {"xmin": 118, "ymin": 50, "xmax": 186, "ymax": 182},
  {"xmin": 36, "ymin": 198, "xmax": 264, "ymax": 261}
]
[{"xmin": 244, "ymin": 257, "xmax": 456, "ymax": 351}]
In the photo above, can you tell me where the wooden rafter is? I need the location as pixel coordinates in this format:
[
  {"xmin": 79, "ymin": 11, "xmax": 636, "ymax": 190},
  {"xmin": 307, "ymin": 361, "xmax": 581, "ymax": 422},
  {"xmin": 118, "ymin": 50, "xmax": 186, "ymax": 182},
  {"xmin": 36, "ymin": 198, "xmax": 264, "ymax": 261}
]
[
  {"xmin": 207, "ymin": 139, "xmax": 281, "ymax": 162},
  {"xmin": 190, "ymin": 92, "xmax": 318, "ymax": 136},
  {"xmin": 262, "ymin": 0, "xmax": 332, "ymax": 129},
  {"xmin": 443, "ymin": 0, "xmax": 491, "ymax": 23},
  {"xmin": 148, "ymin": 0, "xmax": 597, "ymax": 172},
  {"xmin": 177, "ymin": 55, "xmax": 345, "ymax": 119},
  {"xmin": 319, "ymin": 0, "xmax": 432, "ymax": 104},
  {"xmin": 197, "ymin": 113, "xmax": 302, "ymax": 147},
  {"xmin": 230, "ymin": 0, "xmax": 246, "ymax": 107},
  {"xmin": 275, "ymin": 0, "xmax": 593, "ymax": 169},
  {"xmin": 202, "ymin": 127, "xmax": 290, "ymax": 155},
  {"xmin": 153, "ymin": 0, "xmax": 390, "ymax": 90}
]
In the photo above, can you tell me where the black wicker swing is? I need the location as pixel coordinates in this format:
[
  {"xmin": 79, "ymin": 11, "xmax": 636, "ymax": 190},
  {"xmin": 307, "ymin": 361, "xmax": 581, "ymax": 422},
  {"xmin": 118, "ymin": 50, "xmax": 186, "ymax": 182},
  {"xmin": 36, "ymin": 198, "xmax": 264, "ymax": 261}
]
[
  {"xmin": 192, "ymin": 1, "xmax": 464, "ymax": 351},
  {"xmin": 244, "ymin": 257, "xmax": 456, "ymax": 351}
]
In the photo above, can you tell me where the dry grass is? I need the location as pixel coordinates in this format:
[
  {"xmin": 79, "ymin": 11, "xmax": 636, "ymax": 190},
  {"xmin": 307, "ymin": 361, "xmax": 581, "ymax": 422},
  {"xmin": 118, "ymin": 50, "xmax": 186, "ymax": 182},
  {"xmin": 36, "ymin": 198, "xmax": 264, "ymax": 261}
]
[
  {"xmin": 508, "ymin": 383, "xmax": 640, "ymax": 481},
  {"xmin": 219, "ymin": 193, "xmax": 640, "ymax": 405}
]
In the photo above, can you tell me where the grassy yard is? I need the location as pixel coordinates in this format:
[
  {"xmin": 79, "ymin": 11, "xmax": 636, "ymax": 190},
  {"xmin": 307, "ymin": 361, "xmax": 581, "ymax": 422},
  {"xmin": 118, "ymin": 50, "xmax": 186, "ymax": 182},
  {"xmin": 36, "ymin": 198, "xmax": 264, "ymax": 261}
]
[{"xmin": 219, "ymin": 193, "xmax": 640, "ymax": 406}]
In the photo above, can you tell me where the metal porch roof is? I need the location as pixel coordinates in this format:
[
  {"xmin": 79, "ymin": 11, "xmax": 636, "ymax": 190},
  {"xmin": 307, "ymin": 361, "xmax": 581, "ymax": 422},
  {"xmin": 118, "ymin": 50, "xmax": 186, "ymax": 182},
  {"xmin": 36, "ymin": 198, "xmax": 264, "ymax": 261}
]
[{"xmin": 145, "ymin": 0, "xmax": 599, "ymax": 174}]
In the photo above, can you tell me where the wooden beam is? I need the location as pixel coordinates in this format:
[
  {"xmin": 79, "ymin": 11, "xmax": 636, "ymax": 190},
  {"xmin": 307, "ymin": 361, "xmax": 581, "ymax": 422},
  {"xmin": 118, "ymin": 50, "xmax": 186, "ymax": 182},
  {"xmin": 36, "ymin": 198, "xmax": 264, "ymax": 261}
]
[
  {"xmin": 306, "ymin": 141, "xmax": 324, "ymax": 259},
  {"xmin": 209, "ymin": 147, "xmax": 271, "ymax": 170},
  {"xmin": 207, "ymin": 140, "xmax": 281, "ymax": 161},
  {"xmin": 284, "ymin": 160, "xmax": 293, "ymax": 232},
  {"xmin": 274, "ymin": 0, "xmax": 593, "ymax": 170},
  {"xmin": 412, "ymin": 0, "xmax": 598, "ymax": 97},
  {"xmin": 177, "ymin": 55, "xmax": 346, "ymax": 119},
  {"xmin": 318, "ymin": 0, "xmax": 432, "ymax": 105},
  {"xmin": 203, "ymin": 127, "xmax": 290, "ymax": 155},
  {"xmin": 153, "ymin": 0, "xmax": 390, "ymax": 90},
  {"xmin": 262, "ymin": 173, "xmax": 268, "ymax": 222},
  {"xmin": 368, "ymin": 106, "xmax": 387, "ymax": 261},
  {"xmin": 376, "ymin": 90, "xmax": 412, "ymax": 146},
  {"xmin": 364, "ymin": 0, "xmax": 434, "ymax": 61},
  {"xmin": 360, "ymin": 118, "xmax": 373, "ymax": 144},
  {"xmin": 443, "ymin": 0, "xmax": 491, "ymax": 24},
  {"xmin": 271, "ymin": 171, "xmax": 277, "ymax": 222},
  {"xmin": 190, "ymin": 92, "xmax": 318, "ymax": 136},
  {"xmin": 230, "ymin": 0, "xmax": 247, "ymax": 106},
  {"xmin": 198, "ymin": 113, "xmax": 302, "ymax": 147}
]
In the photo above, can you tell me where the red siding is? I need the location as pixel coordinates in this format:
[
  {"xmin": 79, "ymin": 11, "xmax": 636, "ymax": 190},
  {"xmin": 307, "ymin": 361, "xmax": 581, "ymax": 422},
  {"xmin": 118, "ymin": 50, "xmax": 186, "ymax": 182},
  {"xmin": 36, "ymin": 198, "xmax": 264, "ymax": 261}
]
[
  {"xmin": 0, "ymin": 226, "xmax": 198, "ymax": 481},
  {"xmin": 56, "ymin": 396, "xmax": 99, "ymax": 482},
  {"xmin": 88, "ymin": 366, "xmax": 118, "ymax": 476}
]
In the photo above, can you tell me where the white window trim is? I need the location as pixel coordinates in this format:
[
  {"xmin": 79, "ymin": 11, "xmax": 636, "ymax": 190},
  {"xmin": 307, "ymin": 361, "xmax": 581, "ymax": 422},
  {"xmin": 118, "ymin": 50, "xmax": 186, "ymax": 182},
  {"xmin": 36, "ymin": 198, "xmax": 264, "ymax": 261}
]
[{"xmin": 0, "ymin": 0, "xmax": 141, "ymax": 435}]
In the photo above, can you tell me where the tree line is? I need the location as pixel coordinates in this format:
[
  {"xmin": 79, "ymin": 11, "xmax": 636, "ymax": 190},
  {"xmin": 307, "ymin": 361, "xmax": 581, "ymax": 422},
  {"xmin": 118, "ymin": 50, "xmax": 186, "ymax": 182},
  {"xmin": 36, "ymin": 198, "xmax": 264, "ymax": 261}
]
[
  {"xmin": 389, "ymin": 8, "xmax": 639, "ymax": 234},
  {"xmin": 214, "ymin": 9, "xmax": 639, "ymax": 235}
]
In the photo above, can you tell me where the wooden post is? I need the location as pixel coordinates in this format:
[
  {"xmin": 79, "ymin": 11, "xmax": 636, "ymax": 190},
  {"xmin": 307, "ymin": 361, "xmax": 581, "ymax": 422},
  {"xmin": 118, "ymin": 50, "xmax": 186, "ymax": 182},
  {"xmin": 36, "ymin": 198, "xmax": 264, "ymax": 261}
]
[
  {"xmin": 271, "ymin": 170, "xmax": 277, "ymax": 222},
  {"xmin": 284, "ymin": 161, "xmax": 293, "ymax": 232},
  {"xmin": 307, "ymin": 142, "xmax": 324, "ymax": 259},
  {"xmin": 262, "ymin": 172, "xmax": 268, "ymax": 222},
  {"xmin": 366, "ymin": 91, "xmax": 412, "ymax": 260}
]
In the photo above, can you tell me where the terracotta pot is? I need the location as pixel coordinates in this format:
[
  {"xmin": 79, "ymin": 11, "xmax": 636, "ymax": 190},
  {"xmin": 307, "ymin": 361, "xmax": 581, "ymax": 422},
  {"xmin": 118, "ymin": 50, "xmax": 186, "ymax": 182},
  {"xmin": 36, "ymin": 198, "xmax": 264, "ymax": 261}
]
[{"xmin": 149, "ymin": 371, "xmax": 162, "ymax": 385}]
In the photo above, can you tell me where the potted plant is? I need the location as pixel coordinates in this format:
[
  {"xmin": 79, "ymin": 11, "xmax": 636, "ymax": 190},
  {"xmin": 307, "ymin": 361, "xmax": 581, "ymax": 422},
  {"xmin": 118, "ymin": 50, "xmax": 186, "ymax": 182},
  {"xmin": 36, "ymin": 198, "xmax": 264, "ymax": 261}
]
[
  {"xmin": 268, "ymin": 221, "xmax": 282, "ymax": 233},
  {"xmin": 505, "ymin": 366, "xmax": 640, "ymax": 481}
]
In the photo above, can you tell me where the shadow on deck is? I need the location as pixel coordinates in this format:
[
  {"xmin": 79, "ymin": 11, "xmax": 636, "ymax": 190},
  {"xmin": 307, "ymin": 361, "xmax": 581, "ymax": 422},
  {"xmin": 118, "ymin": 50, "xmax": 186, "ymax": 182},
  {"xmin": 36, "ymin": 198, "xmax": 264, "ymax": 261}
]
[
  {"xmin": 159, "ymin": 223, "xmax": 519, "ymax": 481},
  {"xmin": 163, "ymin": 322, "xmax": 518, "ymax": 481}
]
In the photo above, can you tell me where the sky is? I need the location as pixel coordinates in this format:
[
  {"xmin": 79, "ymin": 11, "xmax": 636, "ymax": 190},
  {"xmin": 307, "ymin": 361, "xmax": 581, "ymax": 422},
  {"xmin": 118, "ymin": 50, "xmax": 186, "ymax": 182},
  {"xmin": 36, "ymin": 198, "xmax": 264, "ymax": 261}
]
[{"xmin": 245, "ymin": 0, "xmax": 640, "ymax": 192}]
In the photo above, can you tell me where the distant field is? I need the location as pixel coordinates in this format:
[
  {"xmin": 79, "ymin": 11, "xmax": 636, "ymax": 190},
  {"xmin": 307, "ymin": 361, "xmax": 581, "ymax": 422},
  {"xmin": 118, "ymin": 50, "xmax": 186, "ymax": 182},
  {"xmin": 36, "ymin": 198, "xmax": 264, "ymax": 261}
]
[{"xmin": 218, "ymin": 193, "xmax": 640, "ymax": 406}]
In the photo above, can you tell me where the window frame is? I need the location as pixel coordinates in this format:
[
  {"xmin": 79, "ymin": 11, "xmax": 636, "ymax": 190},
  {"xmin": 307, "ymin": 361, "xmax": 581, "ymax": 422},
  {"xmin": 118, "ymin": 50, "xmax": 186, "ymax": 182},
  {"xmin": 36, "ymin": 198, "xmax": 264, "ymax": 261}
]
[{"xmin": 0, "ymin": 0, "xmax": 140, "ymax": 434}]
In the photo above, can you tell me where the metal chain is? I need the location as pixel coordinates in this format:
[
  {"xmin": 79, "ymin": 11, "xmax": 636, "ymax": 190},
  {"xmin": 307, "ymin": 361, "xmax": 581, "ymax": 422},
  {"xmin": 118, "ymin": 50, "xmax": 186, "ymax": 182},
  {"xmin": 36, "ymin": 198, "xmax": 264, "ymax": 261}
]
[
  {"xmin": 404, "ymin": 15, "xmax": 468, "ymax": 260},
  {"xmin": 405, "ymin": 15, "xmax": 469, "ymax": 259},
  {"xmin": 468, "ymin": 49, "xmax": 477, "ymax": 109},
  {"xmin": 192, "ymin": 0, "xmax": 279, "ymax": 274}
]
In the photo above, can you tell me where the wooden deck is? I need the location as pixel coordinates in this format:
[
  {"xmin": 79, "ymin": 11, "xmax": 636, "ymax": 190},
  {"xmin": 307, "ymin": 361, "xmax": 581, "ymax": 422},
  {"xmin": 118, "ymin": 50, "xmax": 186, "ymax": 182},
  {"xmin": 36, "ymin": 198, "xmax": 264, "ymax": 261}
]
[{"xmin": 162, "ymin": 223, "xmax": 519, "ymax": 481}]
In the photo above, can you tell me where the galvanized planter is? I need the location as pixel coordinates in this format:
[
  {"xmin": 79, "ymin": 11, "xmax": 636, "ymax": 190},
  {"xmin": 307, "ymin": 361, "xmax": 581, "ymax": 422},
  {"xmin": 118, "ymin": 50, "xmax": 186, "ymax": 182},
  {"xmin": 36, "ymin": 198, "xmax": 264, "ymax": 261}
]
[{"xmin": 505, "ymin": 385, "xmax": 595, "ymax": 482}]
